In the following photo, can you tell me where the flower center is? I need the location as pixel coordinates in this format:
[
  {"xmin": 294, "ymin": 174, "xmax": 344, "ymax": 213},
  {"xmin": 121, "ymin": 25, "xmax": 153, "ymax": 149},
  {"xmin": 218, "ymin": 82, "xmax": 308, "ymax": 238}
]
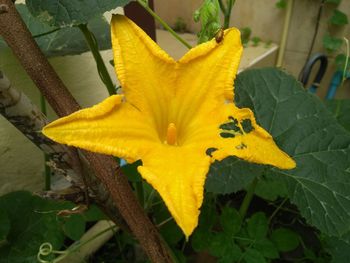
[{"xmin": 166, "ymin": 123, "xmax": 177, "ymax": 145}]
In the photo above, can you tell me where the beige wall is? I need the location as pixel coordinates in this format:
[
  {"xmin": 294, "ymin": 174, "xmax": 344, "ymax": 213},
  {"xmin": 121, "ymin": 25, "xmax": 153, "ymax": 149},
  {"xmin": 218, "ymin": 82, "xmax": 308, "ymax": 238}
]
[{"xmin": 155, "ymin": 0, "xmax": 350, "ymax": 98}]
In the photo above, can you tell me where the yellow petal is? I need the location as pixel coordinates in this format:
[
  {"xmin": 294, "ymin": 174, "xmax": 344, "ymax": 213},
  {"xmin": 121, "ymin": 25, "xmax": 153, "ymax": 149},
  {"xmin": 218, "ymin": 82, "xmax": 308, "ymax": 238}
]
[
  {"xmin": 138, "ymin": 145, "xmax": 210, "ymax": 238},
  {"xmin": 186, "ymin": 103, "xmax": 296, "ymax": 169},
  {"xmin": 170, "ymin": 28, "xmax": 243, "ymax": 133},
  {"xmin": 111, "ymin": 14, "xmax": 176, "ymax": 135},
  {"xmin": 43, "ymin": 95, "xmax": 158, "ymax": 163}
]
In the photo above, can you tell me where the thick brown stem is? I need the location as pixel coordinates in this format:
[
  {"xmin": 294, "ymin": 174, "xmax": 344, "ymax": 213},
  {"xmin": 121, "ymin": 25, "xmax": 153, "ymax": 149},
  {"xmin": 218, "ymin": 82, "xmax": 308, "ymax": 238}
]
[{"xmin": 0, "ymin": 1, "xmax": 172, "ymax": 262}]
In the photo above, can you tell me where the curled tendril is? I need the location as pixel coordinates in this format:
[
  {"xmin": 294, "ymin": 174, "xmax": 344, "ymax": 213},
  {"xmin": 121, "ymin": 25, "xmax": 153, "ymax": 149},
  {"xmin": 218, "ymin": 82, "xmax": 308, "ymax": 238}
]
[{"xmin": 37, "ymin": 242, "xmax": 66, "ymax": 263}]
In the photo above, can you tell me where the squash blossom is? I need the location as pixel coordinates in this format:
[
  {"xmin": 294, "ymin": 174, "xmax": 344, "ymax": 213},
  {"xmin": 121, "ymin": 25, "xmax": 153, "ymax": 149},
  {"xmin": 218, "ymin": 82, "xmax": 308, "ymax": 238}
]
[{"xmin": 43, "ymin": 15, "xmax": 296, "ymax": 237}]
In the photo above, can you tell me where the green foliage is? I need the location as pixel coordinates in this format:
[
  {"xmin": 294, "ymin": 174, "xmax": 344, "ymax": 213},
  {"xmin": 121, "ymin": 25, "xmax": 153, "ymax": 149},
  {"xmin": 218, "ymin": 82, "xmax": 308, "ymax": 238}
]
[
  {"xmin": 173, "ymin": 17, "xmax": 187, "ymax": 33},
  {"xmin": 255, "ymin": 174, "xmax": 288, "ymax": 201},
  {"xmin": 0, "ymin": 210, "xmax": 10, "ymax": 242},
  {"xmin": 206, "ymin": 68, "xmax": 350, "ymax": 244},
  {"xmin": 335, "ymin": 54, "xmax": 350, "ymax": 72},
  {"xmin": 192, "ymin": 207, "xmax": 285, "ymax": 262},
  {"xmin": 193, "ymin": 0, "xmax": 221, "ymax": 43},
  {"xmin": 251, "ymin": 36, "xmax": 261, "ymax": 47},
  {"xmin": 329, "ymin": 9, "xmax": 349, "ymax": 26},
  {"xmin": 0, "ymin": 191, "xmax": 70, "ymax": 262},
  {"xmin": 26, "ymin": 0, "xmax": 133, "ymax": 27},
  {"xmin": 0, "ymin": 191, "xmax": 107, "ymax": 262},
  {"xmin": 271, "ymin": 228, "xmax": 300, "ymax": 252},
  {"xmin": 0, "ymin": 4, "xmax": 112, "ymax": 57},
  {"xmin": 325, "ymin": 99, "xmax": 350, "ymax": 132},
  {"xmin": 323, "ymin": 34, "xmax": 344, "ymax": 52},
  {"xmin": 275, "ymin": 0, "xmax": 287, "ymax": 9},
  {"xmin": 240, "ymin": 27, "xmax": 252, "ymax": 46}
]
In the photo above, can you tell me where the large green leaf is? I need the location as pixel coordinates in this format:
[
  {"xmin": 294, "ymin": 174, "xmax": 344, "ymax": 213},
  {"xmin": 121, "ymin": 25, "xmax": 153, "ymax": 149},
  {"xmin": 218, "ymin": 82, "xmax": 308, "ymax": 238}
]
[
  {"xmin": 233, "ymin": 68, "xmax": 350, "ymax": 238},
  {"xmin": 0, "ymin": 191, "xmax": 73, "ymax": 263},
  {"xmin": 26, "ymin": 0, "xmax": 133, "ymax": 27},
  {"xmin": 0, "ymin": 4, "xmax": 111, "ymax": 57},
  {"xmin": 325, "ymin": 99, "xmax": 350, "ymax": 132}
]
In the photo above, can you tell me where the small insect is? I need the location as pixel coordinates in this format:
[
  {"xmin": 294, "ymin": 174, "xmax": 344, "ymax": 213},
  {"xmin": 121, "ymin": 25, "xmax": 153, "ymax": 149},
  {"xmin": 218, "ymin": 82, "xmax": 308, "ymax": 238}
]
[{"xmin": 215, "ymin": 28, "xmax": 224, "ymax": 43}]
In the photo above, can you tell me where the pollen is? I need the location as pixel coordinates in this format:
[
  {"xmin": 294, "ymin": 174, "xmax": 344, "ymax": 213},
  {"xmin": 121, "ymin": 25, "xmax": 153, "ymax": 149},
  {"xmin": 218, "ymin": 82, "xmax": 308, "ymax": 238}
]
[{"xmin": 166, "ymin": 123, "xmax": 177, "ymax": 145}]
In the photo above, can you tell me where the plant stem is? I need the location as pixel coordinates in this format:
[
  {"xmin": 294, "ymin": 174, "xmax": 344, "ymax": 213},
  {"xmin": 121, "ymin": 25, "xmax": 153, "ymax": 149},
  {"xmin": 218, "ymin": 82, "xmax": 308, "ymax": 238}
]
[
  {"xmin": 40, "ymin": 95, "xmax": 51, "ymax": 190},
  {"xmin": 268, "ymin": 198, "xmax": 288, "ymax": 224},
  {"xmin": 223, "ymin": 0, "xmax": 235, "ymax": 29},
  {"xmin": 137, "ymin": 0, "xmax": 192, "ymax": 49},
  {"xmin": 78, "ymin": 24, "xmax": 116, "ymax": 96},
  {"xmin": 342, "ymin": 37, "xmax": 349, "ymax": 84},
  {"xmin": 239, "ymin": 177, "xmax": 258, "ymax": 219}
]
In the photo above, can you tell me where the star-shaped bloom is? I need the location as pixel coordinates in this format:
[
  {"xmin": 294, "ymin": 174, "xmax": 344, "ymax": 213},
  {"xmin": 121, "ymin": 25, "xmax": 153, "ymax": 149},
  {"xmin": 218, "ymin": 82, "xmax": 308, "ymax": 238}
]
[{"xmin": 43, "ymin": 15, "xmax": 295, "ymax": 237}]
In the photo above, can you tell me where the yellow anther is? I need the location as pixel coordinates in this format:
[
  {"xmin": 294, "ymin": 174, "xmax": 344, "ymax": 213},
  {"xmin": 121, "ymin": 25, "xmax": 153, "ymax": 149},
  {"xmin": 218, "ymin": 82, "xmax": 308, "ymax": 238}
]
[{"xmin": 166, "ymin": 123, "xmax": 177, "ymax": 145}]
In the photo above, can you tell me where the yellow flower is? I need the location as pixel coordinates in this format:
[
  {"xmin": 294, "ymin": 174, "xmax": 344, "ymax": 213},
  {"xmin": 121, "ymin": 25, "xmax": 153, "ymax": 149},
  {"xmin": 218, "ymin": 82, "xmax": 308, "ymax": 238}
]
[{"xmin": 43, "ymin": 15, "xmax": 295, "ymax": 237}]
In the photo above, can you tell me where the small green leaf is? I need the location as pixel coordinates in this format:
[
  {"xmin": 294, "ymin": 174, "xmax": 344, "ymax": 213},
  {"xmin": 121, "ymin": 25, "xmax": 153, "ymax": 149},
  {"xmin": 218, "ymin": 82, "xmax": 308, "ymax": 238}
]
[
  {"xmin": 243, "ymin": 248, "xmax": 266, "ymax": 263},
  {"xmin": 121, "ymin": 160, "xmax": 142, "ymax": 182},
  {"xmin": 62, "ymin": 214, "xmax": 86, "ymax": 241},
  {"xmin": 218, "ymin": 244, "xmax": 242, "ymax": 263},
  {"xmin": 26, "ymin": 0, "xmax": 133, "ymax": 27},
  {"xmin": 271, "ymin": 228, "xmax": 300, "ymax": 252},
  {"xmin": 334, "ymin": 54, "xmax": 350, "ymax": 72},
  {"xmin": 329, "ymin": 9, "xmax": 348, "ymax": 26},
  {"xmin": 208, "ymin": 232, "xmax": 229, "ymax": 257},
  {"xmin": 323, "ymin": 35, "xmax": 343, "ymax": 52},
  {"xmin": 220, "ymin": 207, "xmax": 242, "ymax": 235},
  {"xmin": 254, "ymin": 238, "xmax": 279, "ymax": 259},
  {"xmin": 191, "ymin": 227, "xmax": 212, "ymax": 251},
  {"xmin": 247, "ymin": 212, "xmax": 268, "ymax": 239},
  {"xmin": 255, "ymin": 174, "xmax": 288, "ymax": 201},
  {"xmin": 82, "ymin": 205, "xmax": 108, "ymax": 222},
  {"xmin": 325, "ymin": 235, "xmax": 350, "ymax": 262},
  {"xmin": 206, "ymin": 156, "xmax": 263, "ymax": 194},
  {"xmin": 325, "ymin": 99, "xmax": 350, "ymax": 132},
  {"xmin": 275, "ymin": 0, "xmax": 287, "ymax": 9},
  {"xmin": 159, "ymin": 220, "xmax": 183, "ymax": 245},
  {"xmin": 0, "ymin": 210, "xmax": 10, "ymax": 241}
]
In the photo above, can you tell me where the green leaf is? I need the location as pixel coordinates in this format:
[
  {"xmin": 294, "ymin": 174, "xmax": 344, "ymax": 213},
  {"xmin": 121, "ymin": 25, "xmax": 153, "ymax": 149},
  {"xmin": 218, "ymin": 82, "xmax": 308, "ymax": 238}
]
[
  {"xmin": 26, "ymin": 0, "xmax": 133, "ymax": 27},
  {"xmin": 329, "ymin": 9, "xmax": 349, "ymax": 26},
  {"xmin": 0, "ymin": 191, "xmax": 72, "ymax": 262},
  {"xmin": 191, "ymin": 227, "xmax": 212, "ymax": 251},
  {"xmin": 323, "ymin": 35, "xmax": 343, "ymax": 52},
  {"xmin": 220, "ymin": 207, "xmax": 242, "ymax": 235},
  {"xmin": 159, "ymin": 220, "xmax": 183, "ymax": 245},
  {"xmin": 208, "ymin": 232, "xmax": 229, "ymax": 257},
  {"xmin": 325, "ymin": 99, "xmax": 350, "ymax": 132},
  {"xmin": 235, "ymin": 68, "xmax": 350, "ymax": 239},
  {"xmin": 0, "ymin": 4, "xmax": 112, "ymax": 57},
  {"xmin": 270, "ymin": 228, "xmax": 300, "ymax": 252},
  {"xmin": 62, "ymin": 214, "xmax": 86, "ymax": 241},
  {"xmin": 334, "ymin": 54, "xmax": 350, "ymax": 72},
  {"xmin": 255, "ymin": 174, "xmax": 288, "ymax": 201},
  {"xmin": 275, "ymin": 0, "xmax": 287, "ymax": 9},
  {"xmin": 325, "ymin": 236, "xmax": 350, "ymax": 263},
  {"xmin": 247, "ymin": 212, "xmax": 268, "ymax": 240},
  {"xmin": 243, "ymin": 248, "xmax": 266, "ymax": 263},
  {"xmin": 121, "ymin": 160, "xmax": 142, "ymax": 182},
  {"xmin": 0, "ymin": 210, "xmax": 10, "ymax": 241},
  {"xmin": 82, "ymin": 204, "xmax": 108, "ymax": 222},
  {"xmin": 206, "ymin": 156, "xmax": 263, "ymax": 194},
  {"xmin": 253, "ymin": 238, "xmax": 279, "ymax": 259}
]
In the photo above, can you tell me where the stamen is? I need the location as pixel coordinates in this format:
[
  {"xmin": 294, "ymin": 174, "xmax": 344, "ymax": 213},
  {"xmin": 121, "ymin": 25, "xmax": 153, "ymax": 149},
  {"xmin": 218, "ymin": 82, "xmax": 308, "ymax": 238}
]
[{"xmin": 166, "ymin": 123, "xmax": 177, "ymax": 145}]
